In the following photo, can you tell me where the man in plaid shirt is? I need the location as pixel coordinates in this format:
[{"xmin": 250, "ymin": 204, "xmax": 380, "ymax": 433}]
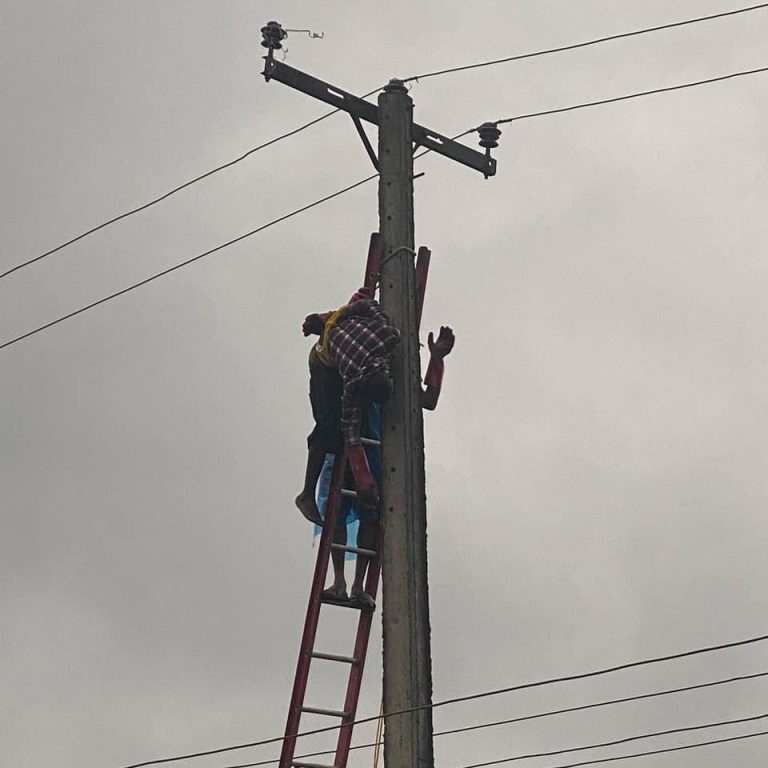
[
  {"xmin": 295, "ymin": 287, "xmax": 398, "ymax": 527},
  {"xmin": 327, "ymin": 296, "xmax": 400, "ymax": 447}
]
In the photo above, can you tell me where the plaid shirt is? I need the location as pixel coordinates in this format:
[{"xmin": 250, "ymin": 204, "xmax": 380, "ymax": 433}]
[{"xmin": 327, "ymin": 299, "xmax": 400, "ymax": 445}]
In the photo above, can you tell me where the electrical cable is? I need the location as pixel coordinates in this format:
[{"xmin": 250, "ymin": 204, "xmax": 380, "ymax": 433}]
[
  {"xmin": 402, "ymin": 3, "xmax": 768, "ymax": 84},
  {"xmin": 114, "ymin": 631, "xmax": 768, "ymax": 768},
  {"xmin": 0, "ymin": 174, "xmax": 377, "ymax": 352},
  {"xmin": 491, "ymin": 65, "xmax": 768, "ymax": 126},
  {"xmin": 215, "ymin": 670, "xmax": 768, "ymax": 768},
  {"xmin": 4, "ymin": 62, "xmax": 768, "ymax": 353},
  {"xmin": 9, "ymin": 4, "xmax": 767, "ymax": 281},
  {"xmin": 453, "ymin": 712, "xmax": 768, "ymax": 768},
  {"xmin": 455, "ymin": 729, "xmax": 768, "ymax": 768},
  {"xmin": 0, "ymin": 88, "xmax": 381, "ymax": 282}
]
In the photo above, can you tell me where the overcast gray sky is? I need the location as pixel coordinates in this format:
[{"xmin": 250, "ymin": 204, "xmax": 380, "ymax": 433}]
[{"xmin": 3, "ymin": 2, "xmax": 768, "ymax": 767}]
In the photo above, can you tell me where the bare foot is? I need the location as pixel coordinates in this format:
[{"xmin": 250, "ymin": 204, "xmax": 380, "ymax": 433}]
[
  {"xmin": 322, "ymin": 584, "xmax": 348, "ymax": 601},
  {"xmin": 351, "ymin": 590, "xmax": 376, "ymax": 610},
  {"xmin": 295, "ymin": 493, "xmax": 323, "ymax": 525}
]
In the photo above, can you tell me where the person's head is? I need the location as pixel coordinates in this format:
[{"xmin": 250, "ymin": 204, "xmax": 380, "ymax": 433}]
[
  {"xmin": 359, "ymin": 369, "xmax": 394, "ymax": 404},
  {"xmin": 302, "ymin": 313, "xmax": 325, "ymax": 337}
]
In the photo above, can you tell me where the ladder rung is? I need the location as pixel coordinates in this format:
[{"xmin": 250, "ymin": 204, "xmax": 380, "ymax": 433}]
[
  {"xmin": 301, "ymin": 706, "xmax": 349, "ymax": 718},
  {"xmin": 292, "ymin": 762, "xmax": 337, "ymax": 768},
  {"xmin": 360, "ymin": 437, "xmax": 381, "ymax": 447},
  {"xmin": 340, "ymin": 488, "xmax": 358, "ymax": 498},
  {"xmin": 331, "ymin": 544, "xmax": 377, "ymax": 558},
  {"xmin": 311, "ymin": 651, "xmax": 359, "ymax": 664}
]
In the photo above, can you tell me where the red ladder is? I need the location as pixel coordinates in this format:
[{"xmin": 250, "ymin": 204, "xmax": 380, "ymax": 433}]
[{"xmin": 279, "ymin": 235, "xmax": 431, "ymax": 768}]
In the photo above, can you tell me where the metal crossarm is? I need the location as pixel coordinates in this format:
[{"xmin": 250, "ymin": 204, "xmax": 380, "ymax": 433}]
[{"xmin": 263, "ymin": 59, "xmax": 496, "ymax": 177}]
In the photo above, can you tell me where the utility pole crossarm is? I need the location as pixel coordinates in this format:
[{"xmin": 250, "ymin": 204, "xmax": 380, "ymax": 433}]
[{"xmin": 263, "ymin": 58, "xmax": 496, "ymax": 177}]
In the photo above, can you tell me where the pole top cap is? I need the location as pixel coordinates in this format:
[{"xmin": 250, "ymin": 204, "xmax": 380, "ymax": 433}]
[{"xmin": 384, "ymin": 78, "xmax": 408, "ymax": 93}]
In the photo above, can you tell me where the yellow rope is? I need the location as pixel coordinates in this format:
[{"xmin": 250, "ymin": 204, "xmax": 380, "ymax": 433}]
[{"xmin": 372, "ymin": 699, "xmax": 384, "ymax": 768}]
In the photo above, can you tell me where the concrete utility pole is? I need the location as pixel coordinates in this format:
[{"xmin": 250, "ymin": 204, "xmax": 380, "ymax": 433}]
[{"xmin": 377, "ymin": 80, "xmax": 434, "ymax": 768}]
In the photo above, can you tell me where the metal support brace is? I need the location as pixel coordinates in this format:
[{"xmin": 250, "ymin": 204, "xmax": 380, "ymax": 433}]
[{"xmin": 350, "ymin": 113, "xmax": 379, "ymax": 171}]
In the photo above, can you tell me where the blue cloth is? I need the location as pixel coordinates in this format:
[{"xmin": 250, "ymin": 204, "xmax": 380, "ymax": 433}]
[{"xmin": 314, "ymin": 404, "xmax": 382, "ymax": 557}]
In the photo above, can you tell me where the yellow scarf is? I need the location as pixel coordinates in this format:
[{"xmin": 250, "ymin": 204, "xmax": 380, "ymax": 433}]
[{"xmin": 311, "ymin": 304, "xmax": 349, "ymax": 366}]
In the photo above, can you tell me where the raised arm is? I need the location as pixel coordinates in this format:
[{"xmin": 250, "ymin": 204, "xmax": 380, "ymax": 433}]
[{"xmin": 420, "ymin": 326, "xmax": 455, "ymax": 411}]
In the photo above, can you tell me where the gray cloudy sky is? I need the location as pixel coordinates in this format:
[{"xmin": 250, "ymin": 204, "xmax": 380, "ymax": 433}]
[{"xmin": 3, "ymin": 1, "xmax": 768, "ymax": 767}]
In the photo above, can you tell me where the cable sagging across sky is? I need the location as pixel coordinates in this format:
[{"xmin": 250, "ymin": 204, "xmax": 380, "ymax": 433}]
[
  {"xmin": 216, "ymin": 670, "xmax": 768, "ymax": 768},
  {"xmin": 454, "ymin": 729, "xmax": 768, "ymax": 768},
  {"xmin": 114, "ymin": 630, "xmax": 768, "ymax": 768},
  {"xmin": 8, "ymin": 3, "xmax": 768, "ymax": 280},
  {"xmin": 402, "ymin": 2, "xmax": 768, "ymax": 83},
  {"xmin": 4, "ymin": 62, "xmax": 768, "ymax": 353},
  {"xmin": 491, "ymin": 65, "xmax": 768, "ymax": 126}
]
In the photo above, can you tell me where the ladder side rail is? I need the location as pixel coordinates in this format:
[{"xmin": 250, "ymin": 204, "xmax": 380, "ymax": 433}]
[
  {"xmin": 415, "ymin": 246, "xmax": 431, "ymax": 330},
  {"xmin": 333, "ymin": 546, "xmax": 382, "ymax": 767},
  {"xmin": 363, "ymin": 233, "xmax": 384, "ymax": 293},
  {"xmin": 279, "ymin": 451, "xmax": 348, "ymax": 768}
]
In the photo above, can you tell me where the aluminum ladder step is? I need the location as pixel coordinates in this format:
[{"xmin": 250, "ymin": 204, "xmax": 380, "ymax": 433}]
[
  {"xmin": 310, "ymin": 651, "xmax": 359, "ymax": 664},
  {"xmin": 292, "ymin": 762, "xmax": 337, "ymax": 768},
  {"xmin": 331, "ymin": 544, "xmax": 377, "ymax": 558},
  {"xmin": 301, "ymin": 706, "xmax": 349, "ymax": 718}
]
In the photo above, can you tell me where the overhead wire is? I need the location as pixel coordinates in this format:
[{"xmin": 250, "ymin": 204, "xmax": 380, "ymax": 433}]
[
  {"xmin": 114, "ymin": 631, "xmax": 768, "ymax": 768},
  {"xmin": 7, "ymin": 3, "xmax": 768, "ymax": 281},
  {"xmin": 215, "ymin": 670, "xmax": 768, "ymax": 768},
  {"xmin": 402, "ymin": 2, "xmax": 768, "ymax": 83},
  {"xmin": 0, "ymin": 174, "xmax": 377, "ymax": 352},
  {"xmin": 4, "ymin": 61, "xmax": 768, "ymax": 353},
  {"xmin": 491, "ymin": 65, "xmax": 768, "ymax": 126},
  {"xmin": 455, "ymin": 729, "xmax": 768, "ymax": 768},
  {"xmin": 452, "ymin": 712, "xmax": 768, "ymax": 768},
  {"xmin": 0, "ymin": 87, "xmax": 380, "ymax": 282}
]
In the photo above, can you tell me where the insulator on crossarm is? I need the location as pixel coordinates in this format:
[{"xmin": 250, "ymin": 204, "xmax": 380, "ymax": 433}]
[
  {"xmin": 261, "ymin": 20, "xmax": 287, "ymax": 50},
  {"xmin": 477, "ymin": 122, "xmax": 502, "ymax": 150}
]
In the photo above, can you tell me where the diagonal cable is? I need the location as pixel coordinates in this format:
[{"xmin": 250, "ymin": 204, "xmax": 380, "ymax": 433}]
[
  {"xmin": 454, "ymin": 729, "xmax": 768, "ymax": 768},
  {"xmin": 455, "ymin": 711, "xmax": 768, "ymax": 768},
  {"xmin": 0, "ymin": 88, "xmax": 381, "ymax": 282},
  {"xmin": 216, "ymin": 671, "xmax": 768, "ymax": 768},
  {"xmin": 8, "ymin": 4, "xmax": 768, "ymax": 280},
  {"xmin": 402, "ymin": 3, "xmax": 768, "ymax": 83},
  {"xmin": 113, "ymin": 631, "xmax": 768, "ymax": 768},
  {"xmin": 5, "ymin": 63, "xmax": 768, "ymax": 353},
  {"xmin": 492, "ymin": 65, "xmax": 768, "ymax": 126},
  {"xmin": 0, "ymin": 174, "xmax": 377, "ymax": 352}
]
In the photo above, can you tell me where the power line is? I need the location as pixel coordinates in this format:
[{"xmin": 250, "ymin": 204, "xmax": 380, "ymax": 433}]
[
  {"xmin": 4, "ymin": 62, "xmax": 768, "ymax": 353},
  {"xmin": 0, "ymin": 174, "xmax": 377, "ymax": 352},
  {"xmin": 455, "ymin": 712, "xmax": 768, "ymax": 768},
  {"xmin": 434, "ymin": 669, "xmax": 768, "ymax": 739},
  {"xmin": 492, "ymin": 65, "xmax": 768, "ymax": 126},
  {"xmin": 0, "ymin": 88, "xmax": 380, "ymax": 282},
  {"xmin": 217, "ymin": 670, "xmax": 768, "ymax": 768},
  {"xmin": 114, "ymin": 631, "xmax": 768, "ymax": 768},
  {"xmin": 402, "ymin": 3, "xmax": 768, "ymax": 83},
  {"xmin": 9, "ymin": 4, "xmax": 768, "ymax": 282},
  {"xmin": 455, "ymin": 729, "xmax": 768, "ymax": 768},
  {"xmin": 0, "ymin": 112, "xmax": 328, "ymax": 280}
]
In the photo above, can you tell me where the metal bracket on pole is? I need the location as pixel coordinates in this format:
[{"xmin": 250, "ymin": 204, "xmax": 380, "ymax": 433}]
[
  {"xmin": 350, "ymin": 113, "xmax": 379, "ymax": 172},
  {"xmin": 263, "ymin": 59, "xmax": 496, "ymax": 177}
]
